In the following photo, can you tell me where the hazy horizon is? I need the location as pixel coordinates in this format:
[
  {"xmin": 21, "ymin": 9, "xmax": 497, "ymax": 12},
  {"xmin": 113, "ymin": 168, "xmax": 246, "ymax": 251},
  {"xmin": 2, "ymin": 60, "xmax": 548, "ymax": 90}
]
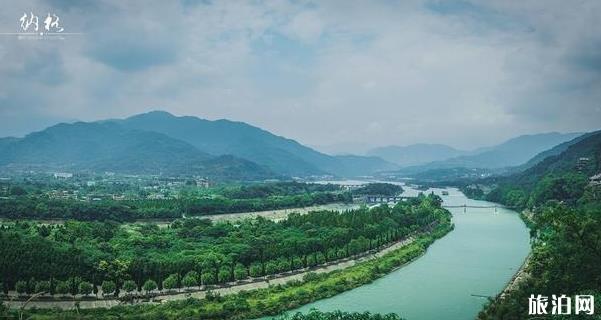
[
  {"xmin": 0, "ymin": 109, "xmax": 590, "ymax": 156},
  {"xmin": 1, "ymin": 0, "xmax": 600, "ymax": 151}
]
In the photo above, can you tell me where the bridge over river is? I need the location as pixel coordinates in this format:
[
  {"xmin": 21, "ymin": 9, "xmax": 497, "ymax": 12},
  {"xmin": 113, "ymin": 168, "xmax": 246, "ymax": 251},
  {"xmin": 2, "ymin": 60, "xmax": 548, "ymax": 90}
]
[
  {"xmin": 361, "ymin": 195, "xmax": 517, "ymax": 213},
  {"xmin": 442, "ymin": 204, "xmax": 518, "ymax": 213},
  {"xmin": 360, "ymin": 195, "xmax": 411, "ymax": 204},
  {"xmin": 270, "ymin": 185, "xmax": 530, "ymax": 320}
]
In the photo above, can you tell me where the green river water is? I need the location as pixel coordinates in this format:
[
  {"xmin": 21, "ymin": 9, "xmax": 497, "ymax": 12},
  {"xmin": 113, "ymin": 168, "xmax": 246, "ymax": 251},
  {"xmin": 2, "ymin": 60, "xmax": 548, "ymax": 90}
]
[{"xmin": 271, "ymin": 186, "xmax": 530, "ymax": 320}]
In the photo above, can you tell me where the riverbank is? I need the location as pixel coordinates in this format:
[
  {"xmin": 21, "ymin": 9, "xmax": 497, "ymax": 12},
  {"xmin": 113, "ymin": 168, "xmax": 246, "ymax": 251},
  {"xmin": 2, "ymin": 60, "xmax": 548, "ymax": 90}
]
[
  {"xmin": 477, "ymin": 208, "xmax": 533, "ymax": 318},
  {"xmin": 499, "ymin": 254, "xmax": 531, "ymax": 300},
  {"xmin": 498, "ymin": 210, "xmax": 533, "ymax": 300},
  {"xmin": 0, "ymin": 202, "xmax": 360, "ymax": 228},
  {"xmin": 6, "ymin": 218, "xmax": 454, "ymax": 320},
  {"xmin": 2, "ymin": 235, "xmax": 414, "ymax": 310},
  {"xmin": 282, "ymin": 187, "xmax": 531, "ymax": 320}
]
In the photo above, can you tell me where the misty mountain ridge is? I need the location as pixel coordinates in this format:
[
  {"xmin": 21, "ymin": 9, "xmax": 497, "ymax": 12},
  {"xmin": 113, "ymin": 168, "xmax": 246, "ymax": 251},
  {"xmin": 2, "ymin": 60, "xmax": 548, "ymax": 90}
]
[
  {"xmin": 367, "ymin": 143, "xmax": 466, "ymax": 167},
  {"xmin": 515, "ymin": 132, "xmax": 596, "ymax": 171},
  {"xmin": 0, "ymin": 121, "xmax": 276, "ymax": 180},
  {"xmin": 0, "ymin": 111, "xmax": 397, "ymax": 179},
  {"xmin": 388, "ymin": 132, "xmax": 583, "ymax": 176},
  {"xmin": 487, "ymin": 129, "xmax": 601, "ymax": 200},
  {"xmin": 117, "ymin": 111, "xmax": 398, "ymax": 176},
  {"xmin": 0, "ymin": 111, "xmax": 586, "ymax": 180}
]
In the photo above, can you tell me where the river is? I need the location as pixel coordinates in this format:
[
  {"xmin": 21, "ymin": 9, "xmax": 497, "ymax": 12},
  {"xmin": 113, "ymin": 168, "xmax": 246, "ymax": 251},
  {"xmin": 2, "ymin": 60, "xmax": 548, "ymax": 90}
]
[{"xmin": 271, "ymin": 185, "xmax": 530, "ymax": 320}]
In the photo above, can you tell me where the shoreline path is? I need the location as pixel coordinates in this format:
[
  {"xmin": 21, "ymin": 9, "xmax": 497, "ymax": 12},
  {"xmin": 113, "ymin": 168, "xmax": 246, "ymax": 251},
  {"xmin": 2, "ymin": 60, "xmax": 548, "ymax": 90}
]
[{"xmin": 3, "ymin": 236, "xmax": 415, "ymax": 310}]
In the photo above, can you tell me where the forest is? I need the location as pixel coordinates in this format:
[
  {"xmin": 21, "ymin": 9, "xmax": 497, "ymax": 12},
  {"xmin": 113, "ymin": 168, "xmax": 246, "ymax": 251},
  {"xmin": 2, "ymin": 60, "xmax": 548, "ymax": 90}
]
[
  {"xmin": 0, "ymin": 205, "xmax": 452, "ymax": 320},
  {"xmin": 0, "ymin": 194, "xmax": 447, "ymax": 299},
  {"xmin": 478, "ymin": 133, "xmax": 601, "ymax": 319},
  {"xmin": 0, "ymin": 192, "xmax": 351, "ymax": 221},
  {"xmin": 352, "ymin": 183, "xmax": 403, "ymax": 196},
  {"xmin": 0, "ymin": 181, "xmax": 353, "ymax": 221}
]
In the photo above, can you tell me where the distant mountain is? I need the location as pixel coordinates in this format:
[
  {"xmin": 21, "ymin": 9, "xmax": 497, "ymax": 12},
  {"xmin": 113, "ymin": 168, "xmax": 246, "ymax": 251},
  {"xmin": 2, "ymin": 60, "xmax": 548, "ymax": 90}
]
[
  {"xmin": 517, "ymin": 132, "xmax": 595, "ymax": 171},
  {"xmin": 329, "ymin": 155, "xmax": 398, "ymax": 177},
  {"xmin": 311, "ymin": 142, "xmax": 371, "ymax": 156},
  {"xmin": 367, "ymin": 144, "xmax": 465, "ymax": 167},
  {"xmin": 450, "ymin": 132, "xmax": 584, "ymax": 168},
  {"xmin": 507, "ymin": 130, "xmax": 601, "ymax": 186},
  {"xmin": 0, "ymin": 137, "xmax": 19, "ymax": 151},
  {"xmin": 390, "ymin": 132, "xmax": 583, "ymax": 175},
  {"xmin": 118, "ymin": 111, "xmax": 397, "ymax": 176},
  {"xmin": 0, "ymin": 121, "xmax": 276, "ymax": 180},
  {"xmin": 486, "ymin": 130, "xmax": 601, "ymax": 206}
]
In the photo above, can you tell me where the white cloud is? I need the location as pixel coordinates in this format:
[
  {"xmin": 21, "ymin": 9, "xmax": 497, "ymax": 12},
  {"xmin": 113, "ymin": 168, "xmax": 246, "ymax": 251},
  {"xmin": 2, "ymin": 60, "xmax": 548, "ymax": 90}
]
[{"xmin": 0, "ymin": 0, "xmax": 599, "ymax": 151}]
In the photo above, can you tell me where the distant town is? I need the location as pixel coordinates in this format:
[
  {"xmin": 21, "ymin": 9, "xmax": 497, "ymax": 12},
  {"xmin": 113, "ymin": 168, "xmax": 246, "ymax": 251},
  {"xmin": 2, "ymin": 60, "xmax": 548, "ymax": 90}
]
[{"xmin": 0, "ymin": 170, "xmax": 211, "ymax": 202}]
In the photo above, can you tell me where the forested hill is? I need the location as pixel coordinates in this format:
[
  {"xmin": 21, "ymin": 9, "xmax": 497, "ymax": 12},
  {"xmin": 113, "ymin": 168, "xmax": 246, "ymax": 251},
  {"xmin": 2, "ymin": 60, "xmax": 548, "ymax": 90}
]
[
  {"xmin": 479, "ymin": 134, "xmax": 601, "ymax": 319},
  {"xmin": 119, "ymin": 111, "xmax": 397, "ymax": 177},
  {"xmin": 486, "ymin": 130, "xmax": 601, "ymax": 208},
  {"xmin": 516, "ymin": 130, "xmax": 598, "ymax": 170},
  {"xmin": 0, "ymin": 122, "xmax": 276, "ymax": 181},
  {"xmin": 0, "ymin": 111, "xmax": 398, "ymax": 179}
]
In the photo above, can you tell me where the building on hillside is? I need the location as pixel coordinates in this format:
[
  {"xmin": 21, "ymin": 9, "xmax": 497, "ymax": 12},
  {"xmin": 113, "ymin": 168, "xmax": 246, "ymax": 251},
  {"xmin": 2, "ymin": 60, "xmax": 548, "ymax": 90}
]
[
  {"xmin": 576, "ymin": 157, "xmax": 591, "ymax": 172},
  {"xmin": 53, "ymin": 172, "xmax": 73, "ymax": 179},
  {"xmin": 590, "ymin": 173, "xmax": 601, "ymax": 186},
  {"xmin": 112, "ymin": 194, "xmax": 126, "ymax": 201}
]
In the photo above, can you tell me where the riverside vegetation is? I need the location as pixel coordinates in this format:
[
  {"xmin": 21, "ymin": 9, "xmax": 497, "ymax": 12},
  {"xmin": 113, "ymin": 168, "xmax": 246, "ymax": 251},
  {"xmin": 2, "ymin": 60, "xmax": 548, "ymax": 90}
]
[
  {"xmin": 0, "ymin": 181, "xmax": 352, "ymax": 221},
  {"xmin": 0, "ymin": 193, "xmax": 451, "ymax": 320},
  {"xmin": 0, "ymin": 199, "xmax": 451, "ymax": 319},
  {"xmin": 274, "ymin": 309, "xmax": 403, "ymax": 320},
  {"xmin": 477, "ymin": 131, "xmax": 601, "ymax": 319}
]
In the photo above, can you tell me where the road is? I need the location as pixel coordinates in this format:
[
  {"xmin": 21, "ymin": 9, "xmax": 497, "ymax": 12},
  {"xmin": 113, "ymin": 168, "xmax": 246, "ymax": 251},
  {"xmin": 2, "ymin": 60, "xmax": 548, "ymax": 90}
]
[{"xmin": 3, "ymin": 236, "xmax": 414, "ymax": 310}]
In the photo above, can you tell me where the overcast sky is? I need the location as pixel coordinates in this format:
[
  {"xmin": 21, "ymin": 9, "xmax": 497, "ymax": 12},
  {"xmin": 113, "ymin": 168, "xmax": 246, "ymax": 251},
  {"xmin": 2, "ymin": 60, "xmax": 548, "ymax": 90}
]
[{"xmin": 0, "ymin": 0, "xmax": 600, "ymax": 153}]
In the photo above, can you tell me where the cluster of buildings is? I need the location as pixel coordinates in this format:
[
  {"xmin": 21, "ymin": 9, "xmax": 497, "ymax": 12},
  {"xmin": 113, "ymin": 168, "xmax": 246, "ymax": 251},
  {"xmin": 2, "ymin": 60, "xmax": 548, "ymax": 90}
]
[
  {"xmin": 575, "ymin": 157, "xmax": 600, "ymax": 186},
  {"xmin": 1, "ymin": 171, "xmax": 212, "ymax": 202}
]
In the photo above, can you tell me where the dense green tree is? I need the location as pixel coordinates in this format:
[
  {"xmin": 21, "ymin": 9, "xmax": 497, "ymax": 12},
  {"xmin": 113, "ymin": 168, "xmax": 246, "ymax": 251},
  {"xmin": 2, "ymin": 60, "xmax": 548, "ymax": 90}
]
[
  {"xmin": 101, "ymin": 280, "xmax": 116, "ymax": 296},
  {"xmin": 181, "ymin": 271, "xmax": 198, "ymax": 288},
  {"xmin": 249, "ymin": 263, "xmax": 263, "ymax": 277},
  {"xmin": 142, "ymin": 280, "xmax": 157, "ymax": 294},
  {"xmin": 67, "ymin": 277, "xmax": 81, "ymax": 295},
  {"xmin": 353, "ymin": 183, "xmax": 403, "ymax": 196},
  {"xmin": 265, "ymin": 261, "xmax": 279, "ymax": 275},
  {"xmin": 162, "ymin": 274, "xmax": 179, "ymax": 291},
  {"xmin": 122, "ymin": 280, "xmax": 137, "ymax": 294},
  {"xmin": 218, "ymin": 268, "xmax": 231, "ymax": 283},
  {"xmin": 55, "ymin": 281, "xmax": 70, "ymax": 296},
  {"xmin": 0, "ymin": 195, "xmax": 445, "ymax": 294},
  {"xmin": 15, "ymin": 280, "xmax": 27, "ymax": 296},
  {"xmin": 78, "ymin": 281, "xmax": 93, "ymax": 296},
  {"xmin": 201, "ymin": 272, "xmax": 216, "ymax": 285},
  {"xmin": 234, "ymin": 264, "xmax": 247, "ymax": 280},
  {"xmin": 34, "ymin": 280, "xmax": 50, "ymax": 294},
  {"xmin": 478, "ymin": 132, "xmax": 601, "ymax": 319},
  {"xmin": 0, "ymin": 181, "xmax": 351, "ymax": 222}
]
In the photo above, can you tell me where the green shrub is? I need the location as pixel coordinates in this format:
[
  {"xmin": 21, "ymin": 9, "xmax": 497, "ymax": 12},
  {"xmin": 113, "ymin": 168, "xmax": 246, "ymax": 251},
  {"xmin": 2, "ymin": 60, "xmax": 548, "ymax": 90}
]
[
  {"xmin": 142, "ymin": 280, "xmax": 157, "ymax": 294},
  {"xmin": 182, "ymin": 271, "xmax": 199, "ymax": 288},
  {"xmin": 78, "ymin": 281, "xmax": 93, "ymax": 296},
  {"xmin": 249, "ymin": 263, "xmax": 263, "ymax": 277},
  {"xmin": 122, "ymin": 280, "xmax": 137, "ymax": 293}
]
